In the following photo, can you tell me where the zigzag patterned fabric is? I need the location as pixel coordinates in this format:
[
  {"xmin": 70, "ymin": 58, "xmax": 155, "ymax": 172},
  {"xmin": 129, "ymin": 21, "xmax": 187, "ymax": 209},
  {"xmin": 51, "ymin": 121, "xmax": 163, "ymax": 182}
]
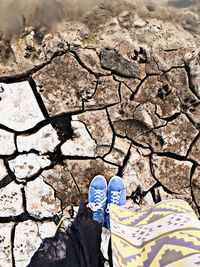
[{"xmin": 110, "ymin": 200, "xmax": 200, "ymax": 267}]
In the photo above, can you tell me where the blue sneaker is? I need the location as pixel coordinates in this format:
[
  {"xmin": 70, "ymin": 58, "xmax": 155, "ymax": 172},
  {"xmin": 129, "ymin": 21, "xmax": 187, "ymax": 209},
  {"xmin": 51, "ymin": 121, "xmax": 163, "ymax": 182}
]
[
  {"xmin": 106, "ymin": 176, "xmax": 126, "ymax": 230},
  {"xmin": 88, "ymin": 175, "xmax": 107, "ymax": 225}
]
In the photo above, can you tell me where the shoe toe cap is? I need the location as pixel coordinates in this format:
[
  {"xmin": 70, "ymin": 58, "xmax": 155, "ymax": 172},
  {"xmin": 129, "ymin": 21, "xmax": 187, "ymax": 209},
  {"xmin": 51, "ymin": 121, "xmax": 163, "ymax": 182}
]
[
  {"xmin": 109, "ymin": 176, "xmax": 125, "ymax": 191},
  {"xmin": 90, "ymin": 175, "xmax": 107, "ymax": 190}
]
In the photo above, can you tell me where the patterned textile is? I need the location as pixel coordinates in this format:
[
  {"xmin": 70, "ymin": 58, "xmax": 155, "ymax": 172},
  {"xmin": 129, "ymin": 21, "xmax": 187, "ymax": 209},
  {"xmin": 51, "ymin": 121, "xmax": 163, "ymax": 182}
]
[{"xmin": 110, "ymin": 200, "xmax": 200, "ymax": 267}]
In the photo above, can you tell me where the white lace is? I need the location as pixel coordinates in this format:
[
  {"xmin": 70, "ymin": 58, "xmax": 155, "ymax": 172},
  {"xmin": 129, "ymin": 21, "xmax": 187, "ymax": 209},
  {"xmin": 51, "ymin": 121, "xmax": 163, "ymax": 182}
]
[
  {"xmin": 106, "ymin": 191, "xmax": 121, "ymax": 213},
  {"xmin": 88, "ymin": 189, "xmax": 107, "ymax": 212}
]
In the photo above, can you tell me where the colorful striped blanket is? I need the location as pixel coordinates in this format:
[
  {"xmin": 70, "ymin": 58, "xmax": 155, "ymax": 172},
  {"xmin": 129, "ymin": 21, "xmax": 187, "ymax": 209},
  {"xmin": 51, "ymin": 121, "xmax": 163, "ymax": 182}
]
[{"xmin": 110, "ymin": 200, "xmax": 200, "ymax": 267}]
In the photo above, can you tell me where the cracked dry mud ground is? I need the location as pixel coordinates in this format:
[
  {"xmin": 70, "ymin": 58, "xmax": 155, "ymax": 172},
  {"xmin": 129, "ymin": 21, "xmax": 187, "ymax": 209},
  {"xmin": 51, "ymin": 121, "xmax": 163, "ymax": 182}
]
[{"xmin": 0, "ymin": 0, "xmax": 200, "ymax": 266}]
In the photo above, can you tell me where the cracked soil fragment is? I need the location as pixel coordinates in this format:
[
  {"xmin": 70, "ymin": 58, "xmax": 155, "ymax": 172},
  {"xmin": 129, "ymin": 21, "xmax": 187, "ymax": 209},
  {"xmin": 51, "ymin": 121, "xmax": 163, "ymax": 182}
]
[
  {"xmin": 0, "ymin": 1, "xmax": 200, "ymax": 265},
  {"xmin": 25, "ymin": 176, "xmax": 61, "ymax": 219},
  {"xmin": 73, "ymin": 110, "xmax": 113, "ymax": 156},
  {"xmin": 8, "ymin": 153, "xmax": 51, "ymax": 181},
  {"xmin": 33, "ymin": 53, "xmax": 97, "ymax": 115},
  {"xmin": 61, "ymin": 120, "xmax": 97, "ymax": 157},
  {"xmin": 123, "ymin": 146, "xmax": 156, "ymax": 196},
  {"xmin": 17, "ymin": 124, "xmax": 60, "ymax": 154},
  {"xmin": 152, "ymin": 154, "xmax": 192, "ymax": 196},
  {"xmin": 0, "ymin": 223, "xmax": 14, "ymax": 266},
  {"xmin": 0, "ymin": 81, "xmax": 45, "ymax": 131},
  {"xmin": 14, "ymin": 220, "xmax": 56, "ymax": 267},
  {"xmin": 0, "ymin": 182, "xmax": 23, "ymax": 217}
]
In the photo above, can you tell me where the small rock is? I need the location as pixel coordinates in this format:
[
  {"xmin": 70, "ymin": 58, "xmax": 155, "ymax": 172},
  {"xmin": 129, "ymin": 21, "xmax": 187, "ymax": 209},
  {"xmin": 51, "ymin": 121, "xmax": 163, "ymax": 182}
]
[
  {"xmin": 73, "ymin": 206, "xmax": 79, "ymax": 218},
  {"xmin": 100, "ymin": 49, "xmax": 139, "ymax": 77},
  {"xmin": 126, "ymin": 198, "xmax": 141, "ymax": 211},
  {"xmin": 36, "ymin": 221, "xmax": 57, "ymax": 239},
  {"xmin": 25, "ymin": 176, "xmax": 61, "ymax": 219},
  {"xmin": 8, "ymin": 153, "xmax": 51, "ymax": 181},
  {"xmin": 140, "ymin": 192, "xmax": 155, "ymax": 208},
  {"xmin": 61, "ymin": 120, "xmax": 97, "ymax": 157},
  {"xmin": 0, "ymin": 182, "xmax": 23, "ymax": 216},
  {"xmin": 0, "ymin": 82, "xmax": 45, "ymax": 131},
  {"xmin": 134, "ymin": 18, "xmax": 146, "ymax": 28},
  {"xmin": 0, "ymin": 223, "xmax": 14, "ymax": 266}
]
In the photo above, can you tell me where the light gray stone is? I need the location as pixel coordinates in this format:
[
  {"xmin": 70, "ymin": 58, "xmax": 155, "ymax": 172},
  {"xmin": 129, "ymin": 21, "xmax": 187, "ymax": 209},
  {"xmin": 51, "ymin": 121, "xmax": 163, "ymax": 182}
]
[
  {"xmin": 0, "ymin": 82, "xmax": 45, "ymax": 131},
  {"xmin": 126, "ymin": 199, "xmax": 141, "ymax": 211},
  {"xmin": 36, "ymin": 221, "xmax": 57, "ymax": 239},
  {"xmin": 25, "ymin": 176, "xmax": 61, "ymax": 219},
  {"xmin": 8, "ymin": 153, "xmax": 51, "ymax": 181},
  {"xmin": 0, "ymin": 182, "xmax": 23, "ymax": 217}
]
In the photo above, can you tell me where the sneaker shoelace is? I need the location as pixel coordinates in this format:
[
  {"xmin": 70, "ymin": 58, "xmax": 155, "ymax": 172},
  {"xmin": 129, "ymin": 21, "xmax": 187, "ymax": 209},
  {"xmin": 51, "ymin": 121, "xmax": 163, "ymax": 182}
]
[
  {"xmin": 106, "ymin": 191, "xmax": 121, "ymax": 213},
  {"xmin": 88, "ymin": 189, "xmax": 107, "ymax": 212}
]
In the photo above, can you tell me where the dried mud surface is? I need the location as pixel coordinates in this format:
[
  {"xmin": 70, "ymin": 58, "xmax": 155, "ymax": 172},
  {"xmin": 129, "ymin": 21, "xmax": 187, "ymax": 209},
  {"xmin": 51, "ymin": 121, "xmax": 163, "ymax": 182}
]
[{"xmin": 0, "ymin": 0, "xmax": 200, "ymax": 266}]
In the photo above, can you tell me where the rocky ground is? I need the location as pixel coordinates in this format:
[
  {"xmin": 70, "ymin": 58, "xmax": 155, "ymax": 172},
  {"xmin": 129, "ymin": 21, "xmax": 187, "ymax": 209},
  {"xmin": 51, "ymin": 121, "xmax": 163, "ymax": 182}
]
[{"xmin": 0, "ymin": 0, "xmax": 200, "ymax": 266}]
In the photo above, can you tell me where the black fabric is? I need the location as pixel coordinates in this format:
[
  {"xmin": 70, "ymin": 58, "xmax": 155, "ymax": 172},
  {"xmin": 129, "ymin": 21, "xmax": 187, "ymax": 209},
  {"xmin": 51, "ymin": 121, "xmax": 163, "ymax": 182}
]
[{"xmin": 28, "ymin": 199, "xmax": 104, "ymax": 267}]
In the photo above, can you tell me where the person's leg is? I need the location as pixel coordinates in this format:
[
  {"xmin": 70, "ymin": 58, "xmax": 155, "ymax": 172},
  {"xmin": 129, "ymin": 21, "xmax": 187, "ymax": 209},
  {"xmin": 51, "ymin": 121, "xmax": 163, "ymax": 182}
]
[
  {"xmin": 28, "ymin": 175, "xmax": 108, "ymax": 267},
  {"xmin": 105, "ymin": 176, "xmax": 126, "ymax": 266},
  {"xmin": 28, "ymin": 199, "xmax": 104, "ymax": 267},
  {"xmin": 88, "ymin": 175, "xmax": 107, "ymax": 225},
  {"xmin": 105, "ymin": 176, "xmax": 126, "ymax": 231}
]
